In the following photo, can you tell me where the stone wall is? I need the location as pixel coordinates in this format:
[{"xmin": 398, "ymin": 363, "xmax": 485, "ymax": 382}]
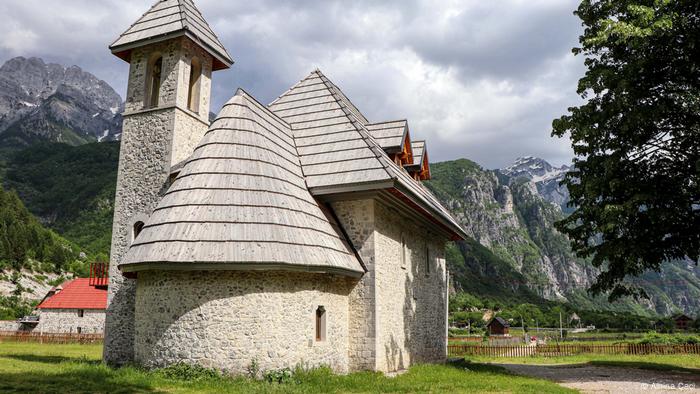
[
  {"xmin": 36, "ymin": 309, "xmax": 105, "ymax": 334},
  {"xmin": 133, "ymin": 270, "xmax": 355, "ymax": 375},
  {"xmin": 0, "ymin": 320, "xmax": 21, "ymax": 331},
  {"xmin": 332, "ymin": 199, "xmax": 448, "ymax": 373},
  {"xmin": 331, "ymin": 200, "xmax": 377, "ymax": 371},
  {"xmin": 373, "ymin": 201, "xmax": 448, "ymax": 372},
  {"xmin": 105, "ymin": 36, "xmax": 216, "ymax": 366}
]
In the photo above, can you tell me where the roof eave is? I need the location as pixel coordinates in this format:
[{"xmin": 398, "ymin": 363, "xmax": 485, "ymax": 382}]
[
  {"xmin": 119, "ymin": 261, "xmax": 365, "ymax": 279},
  {"xmin": 310, "ymin": 179, "xmax": 466, "ymax": 241},
  {"xmin": 109, "ymin": 30, "xmax": 234, "ymax": 70},
  {"xmin": 391, "ymin": 181, "xmax": 467, "ymax": 241}
]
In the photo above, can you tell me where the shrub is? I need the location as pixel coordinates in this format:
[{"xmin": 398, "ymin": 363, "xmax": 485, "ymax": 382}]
[
  {"xmin": 638, "ymin": 332, "xmax": 700, "ymax": 345},
  {"xmin": 263, "ymin": 368, "xmax": 294, "ymax": 384},
  {"xmin": 246, "ymin": 359, "xmax": 260, "ymax": 379}
]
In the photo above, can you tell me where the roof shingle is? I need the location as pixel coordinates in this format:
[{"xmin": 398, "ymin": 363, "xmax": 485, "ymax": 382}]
[{"xmin": 110, "ymin": 0, "xmax": 233, "ymax": 70}]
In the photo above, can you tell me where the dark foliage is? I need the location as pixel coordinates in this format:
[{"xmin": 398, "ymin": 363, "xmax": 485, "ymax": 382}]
[
  {"xmin": 2, "ymin": 142, "xmax": 119, "ymax": 257},
  {"xmin": 0, "ymin": 184, "xmax": 78, "ymax": 272},
  {"xmin": 552, "ymin": 0, "xmax": 700, "ymax": 300}
]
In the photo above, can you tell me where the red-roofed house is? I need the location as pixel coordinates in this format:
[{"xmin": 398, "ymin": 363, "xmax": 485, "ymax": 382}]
[{"xmin": 34, "ymin": 278, "xmax": 107, "ymax": 334}]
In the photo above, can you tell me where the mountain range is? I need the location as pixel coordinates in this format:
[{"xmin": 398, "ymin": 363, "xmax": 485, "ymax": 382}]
[
  {"xmin": 0, "ymin": 56, "xmax": 697, "ymax": 317},
  {"xmin": 0, "ymin": 57, "xmax": 122, "ymax": 150}
]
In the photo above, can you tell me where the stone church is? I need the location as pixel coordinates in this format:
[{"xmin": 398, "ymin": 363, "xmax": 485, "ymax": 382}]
[{"xmin": 104, "ymin": 0, "xmax": 466, "ymax": 374}]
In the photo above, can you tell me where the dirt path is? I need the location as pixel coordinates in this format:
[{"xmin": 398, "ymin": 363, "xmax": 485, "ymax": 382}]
[{"xmin": 496, "ymin": 363, "xmax": 700, "ymax": 393}]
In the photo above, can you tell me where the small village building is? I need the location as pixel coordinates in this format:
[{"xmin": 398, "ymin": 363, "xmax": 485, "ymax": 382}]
[
  {"xmin": 103, "ymin": 0, "xmax": 466, "ymax": 374},
  {"xmin": 34, "ymin": 277, "xmax": 107, "ymax": 334},
  {"xmin": 487, "ymin": 317, "xmax": 510, "ymax": 336},
  {"xmin": 673, "ymin": 314, "xmax": 693, "ymax": 331}
]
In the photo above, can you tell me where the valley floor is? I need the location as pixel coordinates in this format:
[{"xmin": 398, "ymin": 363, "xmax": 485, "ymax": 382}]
[{"xmin": 0, "ymin": 342, "xmax": 571, "ymax": 393}]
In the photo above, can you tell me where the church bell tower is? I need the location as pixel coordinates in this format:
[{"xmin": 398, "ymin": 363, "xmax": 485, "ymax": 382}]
[{"xmin": 105, "ymin": 0, "xmax": 232, "ymax": 365}]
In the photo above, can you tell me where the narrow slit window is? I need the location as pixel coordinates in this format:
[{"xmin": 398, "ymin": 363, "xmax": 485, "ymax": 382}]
[
  {"xmin": 425, "ymin": 246, "xmax": 431, "ymax": 276},
  {"xmin": 148, "ymin": 55, "xmax": 163, "ymax": 108},
  {"xmin": 78, "ymin": 309, "xmax": 84, "ymax": 318},
  {"xmin": 133, "ymin": 221, "xmax": 145, "ymax": 241},
  {"xmin": 187, "ymin": 57, "xmax": 202, "ymax": 113},
  {"xmin": 400, "ymin": 234, "xmax": 407, "ymax": 269},
  {"xmin": 315, "ymin": 306, "xmax": 326, "ymax": 341}
]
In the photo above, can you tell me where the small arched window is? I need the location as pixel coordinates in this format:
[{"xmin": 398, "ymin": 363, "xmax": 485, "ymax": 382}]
[
  {"xmin": 187, "ymin": 57, "xmax": 202, "ymax": 113},
  {"xmin": 133, "ymin": 221, "xmax": 145, "ymax": 241},
  {"xmin": 147, "ymin": 55, "xmax": 163, "ymax": 108},
  {"xmin": 315, "ymin": 306, "xmax": 326, "ymax": 341}
]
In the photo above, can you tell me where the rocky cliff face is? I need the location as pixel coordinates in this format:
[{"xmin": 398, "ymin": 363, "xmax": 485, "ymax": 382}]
[
  {"xmin": 428, "ymin": 158, "xmax": 700, "ymax": 316},
  {"xmin": 428, "ymin": 159, "xmax": 596, "ymax": 301},
  {"xmin": 0, "ymin": 57, "xmax": 123, "ymax": 148}
]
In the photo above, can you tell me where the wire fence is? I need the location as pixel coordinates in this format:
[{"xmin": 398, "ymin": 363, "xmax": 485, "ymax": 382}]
[
  {"xmin": 0, "ymin": 331, "xmax": 103, "ymax": 344},
  {"xmin": 448, "ymin": 343, "xmax": 700, "ymax": 357}
]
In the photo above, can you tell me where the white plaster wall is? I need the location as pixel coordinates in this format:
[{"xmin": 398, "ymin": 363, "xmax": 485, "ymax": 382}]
[
  {"xmin": 134, "ymin": 270, "xmax": 354, "ymax": 375},
  {"xmin": 36, "ymin": 309, "xmax": 105, "ymax": 334}
]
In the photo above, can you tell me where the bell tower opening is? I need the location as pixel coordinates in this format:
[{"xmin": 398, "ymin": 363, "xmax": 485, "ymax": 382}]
[
  {"xmin": 147, "ymin": 54, "xmax": 163, "ymax": 108},
  {"xmin": 188, "ymin": 57, "xmax": 202, "ymax": 113}
]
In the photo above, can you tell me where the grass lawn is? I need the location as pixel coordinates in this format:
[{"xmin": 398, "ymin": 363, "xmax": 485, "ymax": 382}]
[
  {"xmin": 467, "ymin": 354, "xmax": 700, "ymax": 373},
  {"xmin": 0, "ymin": 342, "xmax": 574, "ymax": 393}
]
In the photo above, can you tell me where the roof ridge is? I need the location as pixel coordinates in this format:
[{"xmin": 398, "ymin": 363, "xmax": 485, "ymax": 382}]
[
  {"xmin": 177, "ymin": 0, "xmax": 188, "ymax": 30},
  {"xmin": 315, "ymin": 73, "xmax": 396, "ymax": 181},
  {"xmin": 316, "ymin": 70, "xmax": 369, "ymax": 124},
  {"xmin": 269, "ymin": 71, "xmax": 320, "ymax": 106},
  {"xmin": 180, "ymin": 0, "xmax": 232, "ymax": 60},
  {"xmin": 367, "ymin": 119, "xmax": 408, "ymax": 126},
  {"xmin": 110, "ymin": 0, "xmax": 233, "ymax": 70},
  {"xmin": 109, "ymin": 0, "xmax": 161, "ymax": 48},
  {"xmin": 232, "ymin": 89, "xmax": 310, "ymax": 191}
]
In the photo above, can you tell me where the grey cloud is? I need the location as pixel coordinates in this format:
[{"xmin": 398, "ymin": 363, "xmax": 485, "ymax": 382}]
[{"xmin": 0, "ymin": 0, "xmax": 584, "ymax": 168}]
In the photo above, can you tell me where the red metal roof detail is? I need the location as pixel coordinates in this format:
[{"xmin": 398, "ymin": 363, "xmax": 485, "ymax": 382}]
[
  {"xmin": 36, "ymin": 278, "xmax": 107, "ymax": 310},
  {"xmin": 89, "ymin": 263, "xmax": 109, "ymax": 288}
]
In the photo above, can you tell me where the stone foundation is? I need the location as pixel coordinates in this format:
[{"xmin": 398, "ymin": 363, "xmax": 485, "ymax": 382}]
[{"xmin": 134, "ymin": 270, "xmax": 355, "ymax": 374}]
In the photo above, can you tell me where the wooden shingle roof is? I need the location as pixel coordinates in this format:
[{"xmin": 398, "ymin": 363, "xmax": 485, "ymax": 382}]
[
  {"xmin": 110, "ymin": 0, "xmax": 233, "ymax": 70},
  {"xmin": 366, "ymin": 120, "xmax": 408, "ymax": 153},
  {"xmin": 269, "ymin": 70, "xmax": 466, "ymax": 240},
  {"xmin": 121, "ymin": 90, "xmax": 364, "ymax": 277}
]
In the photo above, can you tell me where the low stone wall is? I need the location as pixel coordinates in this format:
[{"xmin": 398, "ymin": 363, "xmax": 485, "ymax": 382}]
[
  {"xmin": 0, "ymin": 320, "xmax": 21, "ymax": 331},
  {"xmin": 134, "ymin": 270, "xmax": 355, "ymax": 375}
]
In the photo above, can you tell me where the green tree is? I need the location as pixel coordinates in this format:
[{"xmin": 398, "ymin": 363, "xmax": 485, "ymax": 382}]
[{"xmin": 552, "ymin": 0, "xmax": 700, "ymax": 300}]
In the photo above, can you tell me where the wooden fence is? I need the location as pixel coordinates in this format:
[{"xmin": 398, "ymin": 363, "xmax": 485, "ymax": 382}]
[
  {"xmin": 0, "ymin": 331, "xmax": 103, "ymax": 344},
  {"xmin": 448, "ymin": 343, "xmax": 700, "ymax": 357}
]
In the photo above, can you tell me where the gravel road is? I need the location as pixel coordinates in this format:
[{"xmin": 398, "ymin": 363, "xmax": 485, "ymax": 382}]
[{"xmin": 496, "ymin": 363, "xmax": 700, "ymax": 393}]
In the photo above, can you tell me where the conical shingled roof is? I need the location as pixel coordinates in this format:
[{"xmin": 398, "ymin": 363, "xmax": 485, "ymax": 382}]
[
  {"xmin": 110, "ymin": 0, "xmax": 233, "ymax": 70},
  {"xmin": 120, "ymin": 90, "xmax": 364, "ymax": 277}
]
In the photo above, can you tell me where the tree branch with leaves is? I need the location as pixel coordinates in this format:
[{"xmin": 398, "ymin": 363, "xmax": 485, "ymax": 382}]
[{"xmin": 552, "ymin": 0, "xmax": 700, "ymax": 300}]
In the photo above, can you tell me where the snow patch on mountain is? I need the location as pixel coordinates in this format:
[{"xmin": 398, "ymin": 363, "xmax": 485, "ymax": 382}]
[{"xmin": 501, "ymin": 156, "xmax": 572, "ymax": 212}]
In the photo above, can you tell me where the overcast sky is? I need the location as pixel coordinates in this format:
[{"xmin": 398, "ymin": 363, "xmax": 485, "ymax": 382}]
[{"xmin": 0, "ymin": 0, "xmax": 585, "ymax": 168}]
